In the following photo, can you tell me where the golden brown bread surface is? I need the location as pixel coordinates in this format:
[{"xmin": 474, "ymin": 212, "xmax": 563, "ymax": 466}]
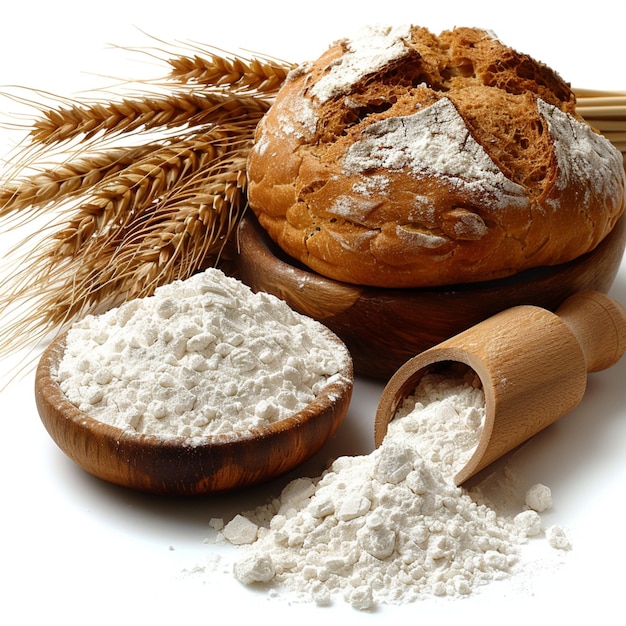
[{"xmin": 246, "ymin": 25, "xmax": 626, "ymax": 287}]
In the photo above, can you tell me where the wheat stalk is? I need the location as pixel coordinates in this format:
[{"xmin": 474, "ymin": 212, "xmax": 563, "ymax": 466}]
[
  {"xmin": 0, "ymin": 44, "xmax": 292, "ymax": 373},
  {"xmin": 119, "ymin": 37, "xmax": 296, "ymax": 94},
  {"xmin": 29, "ymin": 90, "xmax": 271, "ymax": 146},
  {"xmin": 166, "ymin": 51, "xmax": 296, "ymax": 93}
]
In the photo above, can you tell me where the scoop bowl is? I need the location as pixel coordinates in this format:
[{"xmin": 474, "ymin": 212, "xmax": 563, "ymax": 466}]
[{"xmin": 374, "ymin": 291, "xmax": 626, "ymax": 485}]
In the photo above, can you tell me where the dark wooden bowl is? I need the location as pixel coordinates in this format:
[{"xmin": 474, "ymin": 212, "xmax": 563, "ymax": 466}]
[
  {"xmin": 235, "ymin": 213, "xmax": 626, "ymax": 380},
  {"xmin": 35, "ymin": 332, "xmax": 353, "ymax": 496}
]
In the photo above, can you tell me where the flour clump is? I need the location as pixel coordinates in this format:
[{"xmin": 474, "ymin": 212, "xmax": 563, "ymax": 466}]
[
  {"xmin": 545, "ymin": 525, "xmax": 572, "ymax": 551},
  {"xmin": 54, "ymin": 268, "xmax": 351, "ymax": 438},
  {"xmin": 525, "ymin": 483, "xmax": 553, "ymax": 512}
]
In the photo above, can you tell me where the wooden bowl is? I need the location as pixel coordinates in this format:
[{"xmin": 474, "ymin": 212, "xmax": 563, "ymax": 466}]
[
  {"xmin": 235, "ymin": 213, "xmax": 626, "ymax": 380},
  {"xmin": 35, "ymin": 332, "xmax": 353, "ymax": 496}
]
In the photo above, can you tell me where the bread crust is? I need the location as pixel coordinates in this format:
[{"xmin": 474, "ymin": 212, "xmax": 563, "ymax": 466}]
[{"xmin": 247, "ymin": 26, "xmax": 626, "ymax": 287}]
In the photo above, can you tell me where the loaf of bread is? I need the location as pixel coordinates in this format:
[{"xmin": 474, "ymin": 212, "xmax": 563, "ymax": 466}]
[{"xmin": 246, "ymin": 25, "xmax": 625, "ymax": 287}]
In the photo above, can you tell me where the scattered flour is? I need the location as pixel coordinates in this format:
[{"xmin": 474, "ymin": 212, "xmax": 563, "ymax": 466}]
[
  {"xmin": 54, "ymin": 268, "xmax": 351, "ymax": 439},
  {"xmin": 218, "ymin": 368, "xmax": 571, "ymax": 610}
]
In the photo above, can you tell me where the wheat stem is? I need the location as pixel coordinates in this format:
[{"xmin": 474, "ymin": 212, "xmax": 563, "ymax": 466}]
[{"xmin": 30, "ymin": 90, "xmax": 270, "ymax": 146}]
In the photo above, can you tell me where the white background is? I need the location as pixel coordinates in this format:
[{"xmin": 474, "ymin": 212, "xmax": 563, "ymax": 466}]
[{"xmin": 1, "ymin": 2, "xmax": 625, "ymax": 624}]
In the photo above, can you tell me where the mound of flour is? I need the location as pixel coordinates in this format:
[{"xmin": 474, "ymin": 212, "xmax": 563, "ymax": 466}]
[
  {"xmin": 391, "ymin": 365, "xmax": 486, "ymax": 476},
  {"xmin": 54, "ymin": 268, "xmax": 351, "ymax": 438},
  {"xmin": 219, "ymin": 369, "xmax": 569, "ymax": 610}
]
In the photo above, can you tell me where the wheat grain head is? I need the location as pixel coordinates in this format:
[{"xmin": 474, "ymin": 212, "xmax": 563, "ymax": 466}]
[{"xmin": 0, "ymin": 42, "xmax": 292, "ymax": 373}]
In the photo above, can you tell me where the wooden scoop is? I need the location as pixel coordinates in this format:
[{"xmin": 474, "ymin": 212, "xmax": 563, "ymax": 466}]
[{"xmin": 374, "ymin": 291, "xmax": 626, "ymax": 485}]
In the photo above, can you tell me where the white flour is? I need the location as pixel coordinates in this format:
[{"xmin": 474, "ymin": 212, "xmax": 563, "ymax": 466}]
[
  {"xmin": 341, "ymin": 97, "xmax": 528, "ymax": 211},
  {"xmin": 220, "ymin": 368, "xmax": 570, "ymax": 610},
  {"xmin": 524, "ymin": 483, "xmax": 553, "ymax": 512},
  {"xmin": 390, "ymin": 366, "xmax": 485, "ymax": 476},
  {"xmin": 310, "ymin": 24, "xmax": 412, "ymax": 103},
  {"xmin": 54, "ymin": 268, "xmax": 351, "ymax": 439},
  {"xmin": 537, "ymin": 98, "xmax": 625, "ymax": 209}
]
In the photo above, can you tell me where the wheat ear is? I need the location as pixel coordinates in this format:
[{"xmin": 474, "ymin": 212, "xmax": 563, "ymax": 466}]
[
  {"xmin": 0, "ymin": 143, "xmax": 160, "ymax": 219},
  {"xmin": 0, "ymin": 42, "xmax": 293, "ymax": 373},
  {"xmin": 166, "ymin": 50, "xmax": 297, "ymax": 94},
  {"xmin": 30, "ymin": 91, "xmax": 271, "ymax": 146},
  {"xmin": 0, "ymin": 127, "xmax": 251, "ymax": 359}
]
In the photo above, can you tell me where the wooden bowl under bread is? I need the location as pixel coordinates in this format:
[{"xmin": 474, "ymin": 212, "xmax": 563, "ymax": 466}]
[
  {"xmin": 235, "ymin": 211, "xmax": 626, "ymax": 380},
  {"xmin": 35, "ymin": 331, "xmax": 353, "ymax": 496}
]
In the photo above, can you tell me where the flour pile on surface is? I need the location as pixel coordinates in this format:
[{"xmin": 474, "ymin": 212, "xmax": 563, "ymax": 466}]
[
  {"xmin": 54, "ymin": 267, "xmax": 350, "ymax": 438},
  {"xmin": 218, "ymin": 371, "xmax": 570, "ymax": 610}
]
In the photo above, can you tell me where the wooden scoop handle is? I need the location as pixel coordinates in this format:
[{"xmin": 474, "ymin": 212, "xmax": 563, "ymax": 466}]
[{"xmin": 556, "ymin": 291, "xmax": 626, "ymax": 372}]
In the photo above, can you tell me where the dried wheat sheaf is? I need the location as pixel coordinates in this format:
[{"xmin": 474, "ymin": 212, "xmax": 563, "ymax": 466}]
[{"xmin": 0, "ymin": 42, "xmax": 295, "ymax": 370}]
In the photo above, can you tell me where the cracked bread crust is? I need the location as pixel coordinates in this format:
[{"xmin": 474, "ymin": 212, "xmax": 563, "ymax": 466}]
[{"xmin": 246, "ymin": 25, "xmax": 625, "ymax": 287}]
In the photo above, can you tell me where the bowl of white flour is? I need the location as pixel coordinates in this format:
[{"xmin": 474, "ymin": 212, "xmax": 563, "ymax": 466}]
[{"xmin": 34, "ymin": 268, "xmax": 354, "ymax": 495}]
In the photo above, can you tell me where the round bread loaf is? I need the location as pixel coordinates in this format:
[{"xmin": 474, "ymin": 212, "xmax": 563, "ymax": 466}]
[{"xmin": 246, "ymin": 25, "xmax": 625, "ymax": 288}]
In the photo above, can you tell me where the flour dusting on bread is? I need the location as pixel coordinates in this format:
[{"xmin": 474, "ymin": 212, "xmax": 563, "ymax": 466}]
[
  {"xmin": 342, "ymin": 98, "xmax": 528, "ymax": 210},
  {"xmin": 537, "ymin": 99, "xmax": 624, "ymax": 207},
  {"xmin": 310, "ymin": 24, "xmax": 412, "ymax": 102}
]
